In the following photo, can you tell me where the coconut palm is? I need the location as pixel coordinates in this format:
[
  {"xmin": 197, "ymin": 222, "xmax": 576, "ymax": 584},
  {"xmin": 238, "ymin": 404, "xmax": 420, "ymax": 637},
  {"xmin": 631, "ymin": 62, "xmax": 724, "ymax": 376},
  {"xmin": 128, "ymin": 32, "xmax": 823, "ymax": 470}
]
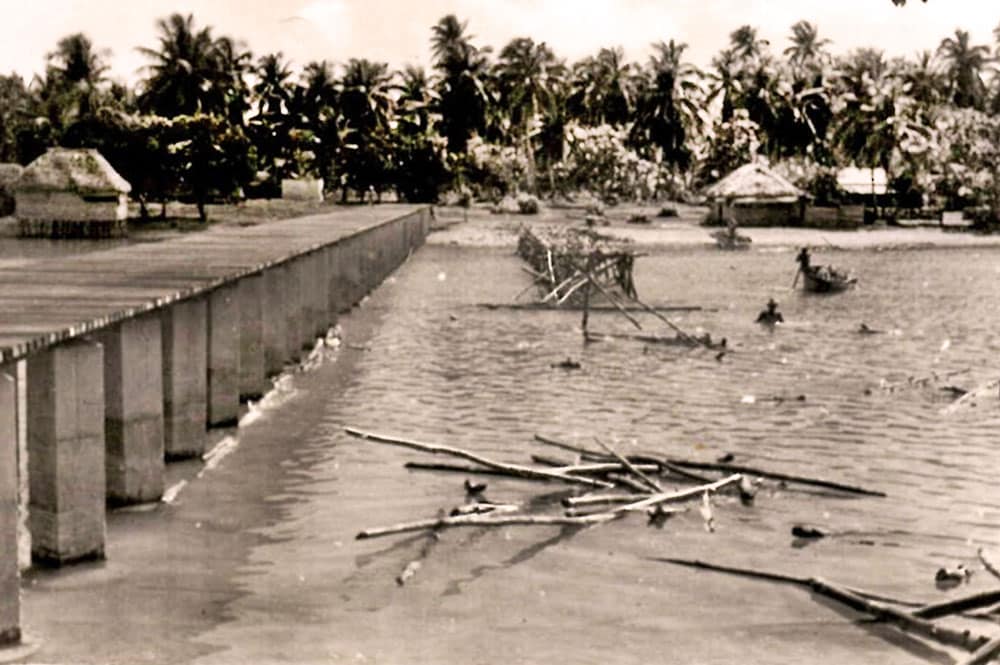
[
  {"xmin": 213, "ymin": 36, "xmax": 253, "ymax": 125},
  {"xmin": 937, "ymin": 29, "xmax": 992, "ymax": 108},
  {"xmin": 900, "ymin": 50, "xmax": 946, "ymax": 109},
  {"xmin": 784, "ymin": 21, "xmax": 830, "ymax": 81},
  {"xmin": 729, "ymin": 25, "xmax": 769, "ymax": 61},
  {"xmin": 45, "ymin": 33, "xmax": 110, "ymax": 119},
  {"xmin": 136, "ymin": 13, "xmax": 234, "ymax": 117},
  {"xmin": 630, "ymin": 39, "xmax": 702, "ymax": 169},
  {"xmin": 338, "ymin": 58, "xmax": 395, "ymax": 199},
  {"xmin": 395, "ymin": 65, "xmax": 436, "ymax": 134},
  {"xmin": 430, "ymin": 14, "xmax": 492, "ymax": 153},
  {"xmin": 253, "ymin": 53, "xmax": 293, "ymax": 118},
  {"xmin": 567, "ymin": 47, "xmax": 634, "ymax": 126},
  {"xmin": 706, "ymin": 48, "xmax": 743, "ymax": 121}
]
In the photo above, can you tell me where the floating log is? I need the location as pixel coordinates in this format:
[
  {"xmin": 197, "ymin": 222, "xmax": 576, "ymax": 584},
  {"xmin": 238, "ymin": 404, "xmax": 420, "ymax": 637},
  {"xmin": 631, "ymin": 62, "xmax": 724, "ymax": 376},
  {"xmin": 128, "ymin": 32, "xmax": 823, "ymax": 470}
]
[
  {"xmin": 912, "ymin": 589, "xmax": 1000, "ymax": 619},
  {"xmin": 655, "ymin": 558, "xmax": 992, "ymax": 653},
  {"xmin": 665, "ymin": 459, "xmax": 886, "ymax": 497},
  {"xmin": 357, "ymin": 511, "xmax": 623, "ymax": 539},
  {"xmin": 345, "ymin": 427, "xmax": 614, "ymax": 489}
]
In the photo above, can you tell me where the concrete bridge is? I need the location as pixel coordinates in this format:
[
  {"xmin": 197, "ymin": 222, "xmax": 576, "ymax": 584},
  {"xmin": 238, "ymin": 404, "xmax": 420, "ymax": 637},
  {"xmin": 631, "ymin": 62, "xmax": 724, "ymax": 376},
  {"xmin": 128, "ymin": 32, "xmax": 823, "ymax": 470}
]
[{"xmin": 0, "ymin": 204, "xmax": 430, "ymax": 649}]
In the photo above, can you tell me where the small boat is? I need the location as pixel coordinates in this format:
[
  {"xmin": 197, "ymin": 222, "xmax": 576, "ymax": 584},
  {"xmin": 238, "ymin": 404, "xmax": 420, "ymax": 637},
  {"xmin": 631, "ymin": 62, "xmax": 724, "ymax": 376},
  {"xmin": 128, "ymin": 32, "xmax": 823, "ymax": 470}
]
[
  {"xmin": 800, "ymin": 265, "xmax": 857, "ymax": 293},
  {"xmin": 795, "ymin": 248, "xmax": 856, "ymax": 293}
]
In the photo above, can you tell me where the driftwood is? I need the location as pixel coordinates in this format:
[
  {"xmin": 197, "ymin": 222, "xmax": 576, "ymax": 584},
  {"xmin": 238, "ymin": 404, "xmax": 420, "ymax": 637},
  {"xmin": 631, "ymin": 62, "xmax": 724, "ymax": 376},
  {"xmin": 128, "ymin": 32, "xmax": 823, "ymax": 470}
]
[
  {"xmin": 595, "ymin": 438, "xmax": 663, "ymax": 493},
  {"xmin": 980, "ymin": 548, "xmax": 1000, "ymax": 582},
  {"xmin": 961, "ymin": 636, "xmax": 1000, "ymax": 665},
  {"xmin": 912, "ymin": 589, "xmax": 1000, "ymax": 619},
  {"xmin": 345, "ymin": 427, "xmax": 613, "ymax": 489},
  {"xmin": 533, "ymin": 433, "xmax": 714, "ymax": 483},
  {"xmin": 564, "ymin": 475, "xmax": 743, "ymax": 515},
  {"xmin": 665, "ymin": 459, "xmax": 886, "ymax": 497},
  {"xmin": 656, "ymin": 558, "xmax": 993, "ymax": 653},
  {"xmin": 357, "ymin": 511, "xmax": 622, "ymax": 539},
  {"xmin": 941, "ymin": 379, "xmax": 1000, "ymax": 415},
  {"xmin": 477, "ymin": 303, "xmax": 707, "ymax": 313},
  {"xmin": 406, "ymin": 461, "xmax": 547, "ymax": 479},
  {"xmin": 605, "ymin": 472, "xmax": 655, "ymax": 494}
]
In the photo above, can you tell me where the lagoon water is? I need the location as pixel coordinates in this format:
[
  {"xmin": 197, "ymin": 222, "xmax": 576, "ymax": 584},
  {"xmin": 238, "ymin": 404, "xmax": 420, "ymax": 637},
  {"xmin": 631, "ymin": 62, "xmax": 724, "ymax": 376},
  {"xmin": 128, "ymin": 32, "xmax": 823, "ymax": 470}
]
[{"xmin": 19, "ymin": 235, "xmax": 1000, "ymax": 664}]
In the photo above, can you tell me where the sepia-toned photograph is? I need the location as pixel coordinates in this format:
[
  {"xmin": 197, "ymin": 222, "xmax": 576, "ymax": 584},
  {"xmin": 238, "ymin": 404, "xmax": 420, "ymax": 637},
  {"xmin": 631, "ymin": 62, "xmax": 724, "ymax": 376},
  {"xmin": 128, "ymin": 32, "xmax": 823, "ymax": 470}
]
[{"xmin": 0, "ymin": 0, "xmax": 999, "ymax": 663}]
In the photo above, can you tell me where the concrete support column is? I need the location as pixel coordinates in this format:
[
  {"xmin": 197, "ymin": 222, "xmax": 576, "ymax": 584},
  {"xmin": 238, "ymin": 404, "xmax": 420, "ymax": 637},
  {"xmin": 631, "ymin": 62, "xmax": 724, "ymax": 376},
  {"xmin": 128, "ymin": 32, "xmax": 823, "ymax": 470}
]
[
  {"xmin": 310, "ymin": 252, "xmax": 330, "ymax": 337},
  {"xmin": 27, "ymin": 339, "xmax": 105, "ymax": 565},
  {"xmin": 238, "ymin": 274, "xmax": 267, "ymax": 400},
  {"xmin": 161, "ymin": 298, "xmax": 207, "ymax": 458},
  {"xmin": 0, "ymin": 370, "xmax": 20, "ymax": 644},
  {"xmin": 98, "ymin": 314, "xmax": 165, "ymax": 505},
  {"xmin": 207, "ymin": 283, "xmax": 240, "ymax": 427},
  {"xmin": 280, "ymin": 264, "xmax": 302, "ymax": 362},
  {"xmin": 262, "ymin": 268, "xmax": 288, "ymax": 376},
  {"xmin": 293, "ymin": 259, "xmax": 315, "ymax": 351}
]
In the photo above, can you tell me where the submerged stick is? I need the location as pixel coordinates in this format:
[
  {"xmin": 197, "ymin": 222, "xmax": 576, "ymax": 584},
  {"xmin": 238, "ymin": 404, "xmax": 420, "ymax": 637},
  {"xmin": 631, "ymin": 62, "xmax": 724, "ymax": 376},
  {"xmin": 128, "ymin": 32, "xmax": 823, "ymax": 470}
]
[
  {"xmin": 622, "ymin": 290, "xmax": 703, "ymax": 346},
  {"xmin": 533, "ymin": 433, "xmax": 713, "ymax": 484},
  {"xmin": 345, "ymin": 427, "xmax": 613, "ymax": 489},
  {"xmin": 357, "ymin": 511, "xmax": 622, "ymax": 539},
  {"xmin": 665, "ymin": 459, "xmax": 886, "ymax": 497},
  {"xmin": 656, "ymin": 558, "xmax": 992, "ymax": 653},
  {"xmin": 979, "ymin": 547, "xmax": 1000, "ymax": 582}
]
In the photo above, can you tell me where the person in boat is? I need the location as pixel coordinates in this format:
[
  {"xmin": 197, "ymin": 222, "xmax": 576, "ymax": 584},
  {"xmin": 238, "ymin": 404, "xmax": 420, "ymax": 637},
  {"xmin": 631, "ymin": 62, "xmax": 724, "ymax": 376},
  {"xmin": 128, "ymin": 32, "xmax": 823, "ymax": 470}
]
[
  {"xmin": 796, "ymin": 247, "xmax": 812, "ymax": 271},
  {"xmin": 756, "ymin": 298, "xmax": 784, "ymax": 325}
]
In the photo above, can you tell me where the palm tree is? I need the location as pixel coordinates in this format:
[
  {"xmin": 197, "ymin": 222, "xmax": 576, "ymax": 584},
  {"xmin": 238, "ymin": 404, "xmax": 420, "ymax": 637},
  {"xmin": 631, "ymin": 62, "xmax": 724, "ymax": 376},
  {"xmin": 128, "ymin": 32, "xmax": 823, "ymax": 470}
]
[
  {"xmin": 937, "ymin": 29, "xmax": 991, "ymax": 108},
  {"xmin": 136, "ymin": 13, "xmax": 234, "ymax": 117},
  {"xmin": 213, "ymin": 36, "xmax": 253, "ymax": 125},
  {"xmin": 567, "ymin": 47, "xmax": 634, "ymax": 126},
  {"xmin": 338, "ymin": 58, "xmax": 395, "ymax": 199},
  {"xmin": 292, "ymin": 60, "xmax": 341, "ymax": 186},
  {"xmin": 45, "ymin": 33, "xmax": 110, "ymax": 119},
  {"xmin": 430, "ymin": 14, "xmax": 492, "ymax": 153},
  {"xmin": 630, "ymin": 39, "xmax": 702, "ymax": 169},
  {"xmin": 729, "ymin": 25, "xmax": 769, "ymax": 61},
  {"xmin": 784, "ymin": 21, "xmax": 830, "ymax": 81},
  {"xmin": 900, "ymin": 50, "xmax": 946, "ymax": 109},
  {"xmin": 253, "ymin": 53, "xmax": 293, "ymax": 118},
  {"xmin": 395, "ymin": 65, "xmax": 435, "ymax": 134},
  {"xmin": 707, "ymin": 48, "xmax": 743, "ymax": 122}
]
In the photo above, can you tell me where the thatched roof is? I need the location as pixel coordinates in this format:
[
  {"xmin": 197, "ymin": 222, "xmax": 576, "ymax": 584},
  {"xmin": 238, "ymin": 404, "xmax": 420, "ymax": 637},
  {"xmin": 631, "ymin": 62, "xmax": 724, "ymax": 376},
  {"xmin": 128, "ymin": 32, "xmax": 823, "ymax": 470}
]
[
  {"xmin": 704, "ymin": 163, "xmax": 803, "ymax": 202},
  {"xmin": 17, "ymin": 148, "xmax": 130, "ymax": 195},
  {"xmin": 0, "ymin": 163, "xmax": 23, "ymax": 189}
]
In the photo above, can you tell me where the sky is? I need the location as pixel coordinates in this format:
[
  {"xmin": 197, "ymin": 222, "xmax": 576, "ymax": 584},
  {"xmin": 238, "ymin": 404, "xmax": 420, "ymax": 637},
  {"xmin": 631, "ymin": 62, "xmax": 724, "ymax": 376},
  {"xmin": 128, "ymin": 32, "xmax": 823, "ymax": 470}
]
[{"xmin": 0, "ymin": 0, "xmax": 997, "ymax": 84}]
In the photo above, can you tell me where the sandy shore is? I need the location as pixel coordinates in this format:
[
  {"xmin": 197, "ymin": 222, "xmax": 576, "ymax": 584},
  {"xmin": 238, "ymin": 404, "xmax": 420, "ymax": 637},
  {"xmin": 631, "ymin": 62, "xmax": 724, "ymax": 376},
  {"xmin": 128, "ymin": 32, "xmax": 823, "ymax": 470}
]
[{"xmin": 429, "ymin": 203, "xmax": 1000, "ymax": 251}]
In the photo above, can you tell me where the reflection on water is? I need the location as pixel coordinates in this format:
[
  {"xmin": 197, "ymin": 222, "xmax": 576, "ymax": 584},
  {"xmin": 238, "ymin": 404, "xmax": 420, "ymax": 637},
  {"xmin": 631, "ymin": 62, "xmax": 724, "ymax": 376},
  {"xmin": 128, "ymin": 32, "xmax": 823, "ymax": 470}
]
[{"xmin": 335, "ymin": 244, "xmax": 1000, "ymax": 551}]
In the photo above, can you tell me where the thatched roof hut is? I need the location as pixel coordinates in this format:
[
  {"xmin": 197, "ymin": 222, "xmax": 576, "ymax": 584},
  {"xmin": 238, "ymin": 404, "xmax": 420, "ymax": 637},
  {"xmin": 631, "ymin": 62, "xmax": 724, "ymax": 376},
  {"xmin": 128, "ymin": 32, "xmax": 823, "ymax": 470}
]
[
  {"xmin": 704, "ymin": 163, "xmax": 806, "ymax": 227},
  {"xmin": 15, "ymin": 148, "xmax": 131, "ymax": 238},
  {"xmin": 17, "ymin": 148, "xmax": 130, "ymax": 197}
]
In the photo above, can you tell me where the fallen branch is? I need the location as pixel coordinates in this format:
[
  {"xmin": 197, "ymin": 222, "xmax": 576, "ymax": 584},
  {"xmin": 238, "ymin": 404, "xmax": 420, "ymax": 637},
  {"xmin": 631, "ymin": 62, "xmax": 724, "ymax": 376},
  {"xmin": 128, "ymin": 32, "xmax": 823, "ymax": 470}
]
[
  {"xmin": 606, "ymin": 472, "xmax": 656, "ymax": 494},
  {"xmin": 912, "ymin": 589, "xmax": 1000, "ymax": 620},
  {"xmin": 357, "ymin": 511, "xmax": 622, "ymax": 539},
  {"xmin": 655, "ymin": 558, "xmax": 992, "ymax": 653},
  {"xmin": 665, "ymin": 459, "xmax": 886, "ymax": 497},
  {"xmin": 609, "ymin": 475, "xmax": 744, "ymax": 515},
  {"xmin": 345, "ymin": 427, "xmax": 613, "ymax": 489},
  {"xmin": 405, "ymin": 461, "xmax": 545, "ymax": 479},
  {"xmin": 941, "ymin": 379, "xmax": 1000, "ymax": 415},
  {"xmin": 980, "ymin": 548, "xmax": 1000, "ymax": 582},
  {"xmin": 595, "ymin": 438, "xmax": 663, "ymax": 493},
  {"xmin": 961, "ymin": 636, "xmax": 1000, "ymax": 665}
]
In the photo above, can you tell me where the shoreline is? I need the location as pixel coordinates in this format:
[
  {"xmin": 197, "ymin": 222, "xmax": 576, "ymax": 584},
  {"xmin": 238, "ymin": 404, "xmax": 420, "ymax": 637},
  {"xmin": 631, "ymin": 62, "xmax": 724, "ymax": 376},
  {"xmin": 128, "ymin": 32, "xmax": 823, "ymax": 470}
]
[{"xmin": 429, "ymin": 203, "xmax": 1000, "ymax": 251}]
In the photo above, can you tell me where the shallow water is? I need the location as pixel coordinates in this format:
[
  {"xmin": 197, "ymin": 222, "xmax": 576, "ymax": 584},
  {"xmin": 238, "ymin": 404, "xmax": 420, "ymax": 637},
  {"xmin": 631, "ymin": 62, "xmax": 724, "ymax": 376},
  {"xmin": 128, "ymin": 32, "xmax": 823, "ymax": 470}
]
[
  {"xmin": 19, "ymin": 238, "xmax": 1000, "ymax": 665},
  {"xmin": 338, "ymin": 244, "xmax": 1000, "ymax": 551}
]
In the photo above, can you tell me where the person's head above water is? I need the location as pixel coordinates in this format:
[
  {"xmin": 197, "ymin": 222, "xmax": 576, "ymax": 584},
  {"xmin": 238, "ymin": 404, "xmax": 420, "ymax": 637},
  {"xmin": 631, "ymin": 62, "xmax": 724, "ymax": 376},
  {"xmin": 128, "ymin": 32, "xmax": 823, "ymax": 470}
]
[{"xmin": 767, "ymin": 298, "xmax": 778, "ymax": 311}]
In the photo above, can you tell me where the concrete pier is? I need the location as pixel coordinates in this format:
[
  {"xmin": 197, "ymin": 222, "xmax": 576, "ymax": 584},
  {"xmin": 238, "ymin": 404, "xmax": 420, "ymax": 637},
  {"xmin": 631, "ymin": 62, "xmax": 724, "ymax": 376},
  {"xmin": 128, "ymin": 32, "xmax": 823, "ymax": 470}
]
[
  {"xmin": 26, "ymin": 340, "xmax": 105, "ymax": 565},
  {"xmin": 0, "ymin": 205, "xmax": 430, "ymax": 645},
  {"xmin": 237, "ymin": 274, "xmax": 267, "ymax": 400},
  {"xmin": 0, "ymin": 371, "xmax": 19, "ymax": 644},
  {"xmin": 207, "ymin": 283, "xmax": 240, "ymax": 427},
  {"xmin": 98, "ymin": 313, "xmax": 165, "ymax": 505},
  {"xmin": 161, "ymin": 298, "xmax": 208, "ymax": 458}
]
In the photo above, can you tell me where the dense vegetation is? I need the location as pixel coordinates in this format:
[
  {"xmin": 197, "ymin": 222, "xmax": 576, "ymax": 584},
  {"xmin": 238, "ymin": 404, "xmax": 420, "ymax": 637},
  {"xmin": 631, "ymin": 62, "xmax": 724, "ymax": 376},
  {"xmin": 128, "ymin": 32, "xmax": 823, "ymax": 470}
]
[{"xmin": 1, "ymin": 10, "xmax": 999, "ymax": 223}]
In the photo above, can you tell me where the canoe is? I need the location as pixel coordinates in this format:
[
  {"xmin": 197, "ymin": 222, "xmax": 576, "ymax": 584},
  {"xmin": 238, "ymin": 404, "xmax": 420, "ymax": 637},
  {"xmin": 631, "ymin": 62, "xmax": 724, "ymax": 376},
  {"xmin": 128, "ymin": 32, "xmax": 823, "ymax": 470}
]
[{"xmin": 801, "ymin": 266, "xmax": 857, "ymax": 293}]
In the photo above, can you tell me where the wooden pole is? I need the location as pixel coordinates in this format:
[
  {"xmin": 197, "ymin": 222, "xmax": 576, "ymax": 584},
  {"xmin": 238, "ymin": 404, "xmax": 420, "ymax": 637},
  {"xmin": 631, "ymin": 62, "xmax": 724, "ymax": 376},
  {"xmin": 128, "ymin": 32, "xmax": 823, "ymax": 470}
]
[
  {"xmin": 357, "ymin": 511, "xmax": 622, "ymax": 539},
  {"xmin": 345, "ymin": 427, "xmax": 613, "ymax": 489}
]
